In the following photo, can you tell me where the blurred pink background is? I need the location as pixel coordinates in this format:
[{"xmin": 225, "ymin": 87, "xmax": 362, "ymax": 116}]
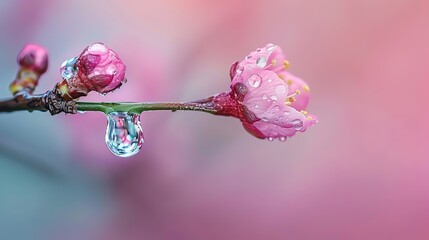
[{"xmin": 1, "ymin": 0, "xmax": 429, "ymax": 239}]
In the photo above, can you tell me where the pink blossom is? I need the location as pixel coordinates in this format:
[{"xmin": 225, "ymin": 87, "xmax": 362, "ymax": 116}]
[
  {"xmin": 57, "ymin": 43, "xmax": 126, "ymax": 100},
  {"xmin": 216, "ymin": 43, "xmax": 317, "ymax": 140}
]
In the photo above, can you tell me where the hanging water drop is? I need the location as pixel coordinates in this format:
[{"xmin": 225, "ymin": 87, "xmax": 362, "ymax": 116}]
[
  {"xmin": 105, "ymin": 112, "xmax": 144, "ymax": 157},
  {"xmin": 279, "ymin": 137, "xmax": 286, "ymax": 142}
]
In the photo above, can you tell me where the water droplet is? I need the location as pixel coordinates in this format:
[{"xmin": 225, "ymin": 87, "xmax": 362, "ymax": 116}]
[
  {"xmin": 60, "ymin": 57, "xmax": 78, "ymax": 80},
  {"xmin": 284, "ymin": 111, "xmax": 290, "ymax": 116},
  {"xmin": 275, "ymin": 85, "xmax": 287, "ymax": 94},
  {"xmin": 88, "ymin": 43, "xmax": 108, "ymax": 53},
  {"xmin": 248, "ymin": 74, "xmax": 262, "ymax": 88},
  {"xmin": 254, "ymin": 104, "xmax": 259, "ymax": 109},
  {"xmin": 262, "ymin": 94, "xmax": 268, "ymax": 100},
  {"xmin": 292, "ymin": 119, "xmax": 304, "ymax": 130},
  {"xmin": 77, "ymin": 110, "xmax": 86, "ymax": 114},
  {"xmin": 267, "ymin": 137, "xmax": 274, "ymax": 141},
  {"xmin": 106, "ymin": 64, "xmax": 117, "ymax": 75},
  {"xmin": 261, "ymin": 117, "xmax": 269, "ymax": 122},
  {"xmin": 256, "ymin": 57, "xmax": 267, "ymax": 68},
  {"xmin": 279, "ymin": 136, "xmax": 286, "ymax": 142},
  {"xmin": 270, "ymin": 95, "xmax": 278, "ymax": 101},
  {"xmin": 274, "ymin": 105, "xmax": 280, "ymax": 111},
  {"xmin": 246, "ymin": 55, "xmax": 252, "ymax": 59},
  {"xmin": 105, "ymin": 112, "xmax": 144, "ymax": 157},
  {"xmin": 268, "ymin": 78, "xmax": 273, "ymax": 83}
]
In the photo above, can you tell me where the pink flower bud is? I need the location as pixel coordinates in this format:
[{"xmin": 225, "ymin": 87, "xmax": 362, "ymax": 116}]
[
  {"xmin": 216, "ymin": 44, "xmax": 317, "ymax": 140},
  {"xmin": 57, "ymin": 43, "xmax": 126, "ymax": 100},
  {"xmin": 10, "ymin": 44, "xmax": 49, "ymax": 95},
  {"xmin": 17, "ymin": 44, "xmax": 49, "ymax": 74}
]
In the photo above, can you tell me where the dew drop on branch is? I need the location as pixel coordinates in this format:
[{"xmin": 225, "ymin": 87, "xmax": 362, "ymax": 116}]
[{"xmin": 105, "ymin": 112, "xmax": 144, "ymax": 157}]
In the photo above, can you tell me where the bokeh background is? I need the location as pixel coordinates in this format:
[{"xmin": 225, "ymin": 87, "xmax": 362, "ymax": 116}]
[{"xmin": 1, "ymin": 0, "xmax": 429, "ymax": 239}]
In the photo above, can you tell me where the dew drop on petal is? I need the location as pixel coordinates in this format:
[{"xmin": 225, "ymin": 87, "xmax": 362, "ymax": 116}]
[
  {"xmin": 279, "ymin": 136, "xmax": 286, "ymax": 142},
  {"xmin": 256, "ymin": 57, "xmax": 267, "ymax": 68},
  {"xmin": 236, "ymin": 68, "xmax": 243, "ymax": 75},
  {"xmin": 248, "ymin": 74, "xmax": 262, "ymax": 88},
  {"xmin": 284, "ymin": 111, "xmax": 290, "ymax": 116},
  {"xmin": 292, "ymin": 119, "xmax": 304, "ymax": 130},
  {"xmin": 261, "ymin": 117, "xmax": 269, "ymax": 122},
  {"xmin": 105, "ymin": 112, "xmax": 144, "ymax": 157},
  {"xmin": 262, "ymin": 94, "xmax": 268, "ymax": 100},
  {"xmin": 270, "ymin": 95, "xmax": 278, "ymax": 101},
  {"xmin": 267, "ymin": 137, "xmax": 274, "ymax": 141},
  {"xmin": 274, "ymin": 105, "xmax": 280, "ymax": 111},
  {"xmin": 268, "ymin": 78, "xmax": 273, "ymax": 83},
  {"xmin": 275, "ymin": 85, "xmax": 287, "ymax": 94}
]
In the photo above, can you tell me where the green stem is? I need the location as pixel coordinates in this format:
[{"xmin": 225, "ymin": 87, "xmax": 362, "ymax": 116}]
[{"xmin": 76, "ymin": 100, "xmax": 217, "ymax": 115}]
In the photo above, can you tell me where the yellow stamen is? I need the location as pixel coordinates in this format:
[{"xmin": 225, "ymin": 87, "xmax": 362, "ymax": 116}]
[
  {"xmin": 286, "ymin": 79, "xmax": 293, "ymax": 85},
  {"xmin": 284, "ymin": 60, "xmax": 290, "ymax": 69},
  {"xmin": 302, "ymin": 85, "xmax": 310, "ymax": 92},
  {"xmin": 278, "ymin": 74, "xmax": 284, "ymax": 80},
  {"xmin": 271, "ymin": 60, "xmax": 277, "ymax": 66},
  {"xmin": 300, "ymin": 110, "xmax": 308, "ymax": 115}
]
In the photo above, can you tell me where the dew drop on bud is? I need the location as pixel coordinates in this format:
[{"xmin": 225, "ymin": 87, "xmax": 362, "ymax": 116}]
[
  {"xmin": 105, "ymin": 112, "xmax": 144, "ymax": 157},
  {"xmin": 60, "ymin": 57, "xmax": 78, "ymax": 80}
]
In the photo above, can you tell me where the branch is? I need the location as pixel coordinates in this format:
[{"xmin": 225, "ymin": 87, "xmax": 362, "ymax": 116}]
[{"xmin": 0, "ymin": 90, "xmax": 220, "ymax": 115}]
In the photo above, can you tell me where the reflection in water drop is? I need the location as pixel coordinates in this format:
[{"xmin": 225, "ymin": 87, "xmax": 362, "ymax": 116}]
[
  {"xmin": 292, "ymin": 119, "xmax": 304, "ymax": 130},
  {"xmin": 105, "ymin": 112, "xmax": 144, "ymax": 157},
  {"xmin": 248, "ymin": 74, "xmax": 262, "ymax": 88}
]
